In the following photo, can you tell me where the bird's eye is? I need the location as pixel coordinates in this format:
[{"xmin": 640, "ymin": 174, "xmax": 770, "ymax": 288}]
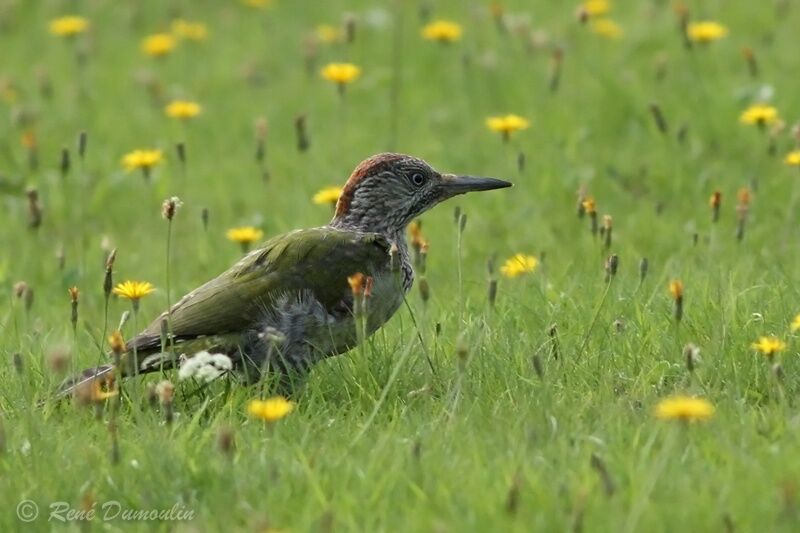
[{"xmin": 411, "ymin": 172, "xmax": 426, "ymax": 186}]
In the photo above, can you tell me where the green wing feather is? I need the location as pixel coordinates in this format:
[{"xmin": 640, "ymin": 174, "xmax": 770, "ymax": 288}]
[{"xmin": 129, "ymin": 227, "xmax": 391, "ymax": 351}]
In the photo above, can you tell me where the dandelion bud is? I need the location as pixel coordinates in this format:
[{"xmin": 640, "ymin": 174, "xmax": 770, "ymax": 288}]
[
  {"xmin": 453, "ymin": 206, "xmax": 461, "ymax": 225},
  {"xmin": 36, "ymin": 66, "xmax": 52, "ymax": 99},
  {"xmin": 103, "ymin": 249, "xmax": 117, "ymax": 298},
  {"xmin": 26, "ymin": 186, "xmax": 42, "ymax": 229},
  {"xmin": 772, "ymin": 362, "xmax": 783, "ymax": 381},
  {"xmin": 295, "ymin": 114, "xmax": 310, "ymax": 152},
  {"xmin": 161, "ymin": 196, "xmax": 182, "ymax": 220},
  {"xmin": 488, "ymin": 278, "xmax": 497, "ymax": 308},
  {"xmin": 69, "ymin": 286, "xmax": 79, "ymax": 330},
  {"xmin": 347, "ymin": 272, "xmax": 365, "ymax": 297},
  {"xmin": 505, "ymin": 473, "xmax": 521, "ymax": 516},
  {"xmin": 255, "ymin": 117, "xmax": 267, "ymax": 162},
  {"xmin": 59, "ymin": 146, "xmax": 70, "ymax": 178},
  {"xmin": 741, "ymin": 47, "xmax": 758, "ymax": 78},
  {"xmin": 674, "ymin": 3, "xmax": 691, "ymax": 48},
  {"xmin": 548, "ymin": 323, "xmax": 560, "ymax": 360},
  {"xmin": 639, "ymin": 257, "xmax": 649, "ymax": 283},
  {"xmin": 343, "ymin": 13, "xmax": 356, "ymax": 44},
  {"xmin": 549, "ymin": 47, "xmax": 563, "ymax": 93},
  {"xmin": 517, "ymin": 152, "xmax": 525, "ymax": 173},
  {"xmin": 531, "ymin": 353, "xmax": 544, "ymax": 379},
  {"xmin": 455, "ymin": 335, "xmax": 469, "ymax": 365},
  {"xmin": 676, "ymin": 123, "xmax": 688, "ymax": 144},
  {"xmin": 648, "ymin": 102, "xmax": 669, "ymax": 134},
  {"xmin": 684, "ymin": 343, "xmax": 700, "ymax": 372},
  {"xmin": 12, "ymin": 352, "xmax": 23, "ymax": 374},
  {"xmin": 364, "ymin": 276, "xmax": 374, "ymax": 298},
  {"xmin": 146, "ymin": 384, "xmax": 158, "ymax": 408},
  {"xmin": 156, "ymin": 380, "xmax": 175, "ymax": 425},
  {"xmin": 201, "ymin": 207, "xmax": 210, "ymax": 231},
  {"xmin": 216, "ymin": 425, "xmax": 236, "ymax": 457},
  {"xmin": 13, "ymin": 281, "xmax": 29, "ymax": 299},
  {"xmin": 736, "ymin": 194, "xmax": 749, "ymax": 242},
  {"xmin": 175, "ymin": 142, "xmax": 186, "ymax": 167},
  {"xmin": 17, "ymin": 283, "xmax": 34, "ymax": 311},
  {"xmin": 575, "ymin": 5, "xmax": 589, "ymax": 24},
  {"xmin": 490, "ymin": 2, "xmax": 506, "ymax": 32},
  {"xmin": 602, "ymin": 215, "xmax": 613, "ymax": 250},
  {"xmin": 709, "ymin": 191, "xmax": 721, "ymax": 223},
  {"xmin": 47, "ymin": 345, "xmax": 70, "ymax": 374},
  {"xmin": 56, "ymin": 243, "xmax": 66, "ymax": 271},
  {"xmin": 21, "ymin": 130, "xmax": 38, "ymax": 170},
  {"xmin": 108, "ymin": 330, "xmax": 125, "ymax": 357},
  {"xmin": 604, "ymin": 254, "xmax": 619, "ymax": 281},
  {"xmin": 303, "ymin": 37, "xmax": 318, "ymax": 77},
  {"xmin": 78, "ymin": 130, "xmax": 88, "ymax": 161},
  {"xmin": 459, "ymin": 213, "xmax": 467, "ymax": 232},
  {"xmin": 418, "ymin": 277, "xmax": 430, "ymax": 304},
  {"xmin": 582, "ymin": 197, "xmax": 597, "ymax": 231},
  {"xmin": 669, "ymin": 279, "xmax": 684, "ymax": 322}
]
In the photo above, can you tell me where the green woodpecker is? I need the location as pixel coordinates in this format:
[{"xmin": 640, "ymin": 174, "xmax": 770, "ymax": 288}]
[{"xmin": 64, "ymin": 153, "xmax": 511, "ymax": 394}]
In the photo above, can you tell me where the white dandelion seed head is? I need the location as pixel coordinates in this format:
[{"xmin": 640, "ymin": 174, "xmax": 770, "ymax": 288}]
[{"xmin": 178, "ymin": 351, "xmax": 232, "ymax": 382}]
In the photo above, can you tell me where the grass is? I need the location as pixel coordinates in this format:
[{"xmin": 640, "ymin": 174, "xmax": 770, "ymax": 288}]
[{"xmin": 2, "ymin": 0, "xmax": 800, "ymax": 530}]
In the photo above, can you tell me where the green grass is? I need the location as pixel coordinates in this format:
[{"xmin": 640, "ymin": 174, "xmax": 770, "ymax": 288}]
[{"xmin": 2, "ymin": 0, "xmax": 800, "ymax": 531}]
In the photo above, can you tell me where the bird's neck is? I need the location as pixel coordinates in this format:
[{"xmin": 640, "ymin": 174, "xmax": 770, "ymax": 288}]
[
  {"xmin": 330, "ymin": 216, "xmax": 407, "ymax": 251},
  {"xmin": 329, "ymin": 216, "xmax": 414, "ymax": 290}
]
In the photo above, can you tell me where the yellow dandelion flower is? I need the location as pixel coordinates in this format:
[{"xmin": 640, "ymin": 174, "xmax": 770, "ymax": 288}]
[
  {"xmin": 313, "ymin": 186, "xmax": 343, "ymax": 205},
  {"xmin": 122, "ymin": 149, "xmax": 163, "ymax": 173},
  {"xmin": 247, "ymin": 396, "xmax": 294, "ymax": 422},
  {"xmin": 242, "ymin": 0, "xmax": 272, "ymax": 8},
  {"xmin": 580, "ymin": 0, "xmax": 610, "ymax": 17},
  {"xmin": 74, "ymin": 373, "xmax": 118, "ymax": 404},
  {"xmin": 321, "ymin": 62, "xmax": 361, "ymax": 85},
  {"xmin": 582, "ymin": 196, "xmax": 597, "ymax": 215},
  {"xmin": 784, "ymin": 150, "xmax": 800, "ymax": 166},
  {"xmin": 654, "ymin": 396, "xmax": 714, "ymax": 422},
  {"xmin": 591, "ymin": 18, "xmax": 623, "ymax": 39},
  {"xmin": 751, "ymin": 336, "xmax": 787, "ymax": 358},
  {"xmin": 141, "ymin": 33, "xmax": 176, "ymax": 57},
  {"xmin": 165, "ymin": 100, "xmax": 202, "ymax": 120},
  {"xmin": 112, "ymin": 281, "xmax": 155, "ymax": 301},
  {"xmin": 499, "ymin": 253, "xmax": 538, "ymax": 278},
  {"xmin": 226, "ymin": 226, "xmax": 264, "ymax": 244},
  {"xmin": 791, "ymin": 314, "xmax": 800, "ymax": 332},
  {"xmin": 687, "ymin": 21, "xmax": 728, "ymax": 43},
  {"xmin": 740, "ymin": 104, "xmax": 779, "ymax": 126},
  {"xmin": 316, "ymin": 24, "xmax": 343, "ymax": 44},
  {"xmin": 108, "ymin": 330, "xmax": 126, "ymax": 355},
  {"xmin": 171, "ymin": 19, "xmax": 208, "ymax": 41},
  {"xmin": 421, "ymin": 20, "xmax": 463, "ymax": 43},
  {"xmin": 486, "ymin": 114, "xmax": 530, "ymax": 140},
  {"xmin": 668, "ymin": 279, "xmax": 683, "ymax": 300},
  {"xmin": 49, "ymin": 15, "xmax": 89, "ymax": 37}
]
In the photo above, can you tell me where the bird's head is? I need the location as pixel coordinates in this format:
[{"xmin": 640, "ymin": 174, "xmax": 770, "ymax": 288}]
[{"xmin": 331, "ymin": 153, "xmax": 512, "ymax": 234}]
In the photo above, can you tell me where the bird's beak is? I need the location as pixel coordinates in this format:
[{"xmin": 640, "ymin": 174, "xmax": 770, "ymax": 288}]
[{"xmin": 440, "ymin": 173, "xmax": 513, "ymax": 197}]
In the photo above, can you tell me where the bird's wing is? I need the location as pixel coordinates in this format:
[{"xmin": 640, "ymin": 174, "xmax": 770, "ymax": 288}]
[{"xmin": 129, "ymin": 227, "xmax": 391, "ymax": 351}]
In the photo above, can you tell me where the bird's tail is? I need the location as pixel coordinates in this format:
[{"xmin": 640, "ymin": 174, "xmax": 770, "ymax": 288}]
[{"xmin": 57, "ymin": 351, "xmax": 180, "ymax": 400}]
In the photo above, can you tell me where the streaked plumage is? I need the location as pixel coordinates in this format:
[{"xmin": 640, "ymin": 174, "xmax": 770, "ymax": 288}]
[{"xmin": 62, "ymin": 153, "xmax": 511, "ymax": 396}]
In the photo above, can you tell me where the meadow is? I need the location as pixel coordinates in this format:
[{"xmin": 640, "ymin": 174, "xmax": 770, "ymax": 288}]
[{"xmin": 2, "ymin": 0, "xmax": 800, "ymax": 531}]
